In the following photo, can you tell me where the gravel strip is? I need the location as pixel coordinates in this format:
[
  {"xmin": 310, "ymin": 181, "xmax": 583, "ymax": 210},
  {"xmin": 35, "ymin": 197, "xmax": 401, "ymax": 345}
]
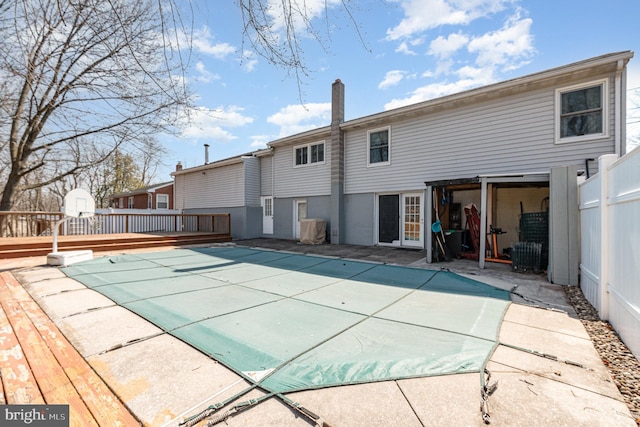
[{"xmin": 565, "ymin": 286, "xmax": 640, "ymax": 425}]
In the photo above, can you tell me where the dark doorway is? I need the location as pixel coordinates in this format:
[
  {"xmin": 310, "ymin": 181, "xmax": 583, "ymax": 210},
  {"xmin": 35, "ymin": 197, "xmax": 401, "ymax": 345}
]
[{"xmin": 378, "ymin": 194, "xmax": 399, "ymax": 243}]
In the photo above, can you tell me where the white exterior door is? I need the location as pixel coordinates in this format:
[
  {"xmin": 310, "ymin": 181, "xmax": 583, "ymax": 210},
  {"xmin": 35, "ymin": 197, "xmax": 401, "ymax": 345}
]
[
  {"xmin": 401, "ymin": 193, "xmax": 423, "ymax": 248},
  {"xmin": 294, "ymin": 200, "xmax": 307, "ymax": 239},
  {"xmin": 261, "ymin": 196, "xmax": 273, "ymax": 234}
]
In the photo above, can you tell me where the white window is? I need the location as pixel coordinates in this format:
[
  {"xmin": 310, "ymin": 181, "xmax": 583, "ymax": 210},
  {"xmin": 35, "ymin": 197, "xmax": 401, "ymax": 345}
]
[
  {"xmin": 118, "ymin": 198, "xmax": 124, "ymax": 208},
  {"xmin": 263, "ymin": 197, "xmax": 273, "ymax": 216},
  {"xmin": 128, "ymin": 196, "xmax": 134, "ymax": 209},
  {"xmin": 156, "ymin": 194, "xmax": 169, "ymax": 209},
  {"xmin": 556, "ymin": 79, "xmax": 608, "ymax": 143},
  {"xmin": 294, "ymin": 141, "xmax": 325, "ymax": 167},
  {"xmin": 368, "ymin": 126, "xmax": 390, "ymax": 166},
  {"xmin": 148, "ymin": 194, "xmax": 152, "ymax": 209}
]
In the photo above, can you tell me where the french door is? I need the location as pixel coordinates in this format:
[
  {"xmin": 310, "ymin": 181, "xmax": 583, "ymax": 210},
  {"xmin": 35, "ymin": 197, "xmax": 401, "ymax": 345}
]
[{"xmin": 377, "ymin": 193, "xmax": 423, "ymax": 248}]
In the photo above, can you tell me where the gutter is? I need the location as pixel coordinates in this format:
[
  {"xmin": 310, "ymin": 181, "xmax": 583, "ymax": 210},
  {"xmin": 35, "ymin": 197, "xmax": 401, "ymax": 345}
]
[{"xmin": 171, "ymin": 156, "xmax": 244, "ymax": 176}]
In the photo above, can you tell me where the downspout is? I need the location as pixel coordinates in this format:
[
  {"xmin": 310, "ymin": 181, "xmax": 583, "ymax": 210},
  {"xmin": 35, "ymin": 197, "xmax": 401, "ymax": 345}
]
[
  {"xmin": 426, "ymin": 185, "xmax": 433, "ymax": 263},
  {"xmin": 614, "ymin": 59, "xmax": 623, "ymax": 157},
  {"xmin": 479, "ymin": 177, "xmax": 488, "ymax": 269}
]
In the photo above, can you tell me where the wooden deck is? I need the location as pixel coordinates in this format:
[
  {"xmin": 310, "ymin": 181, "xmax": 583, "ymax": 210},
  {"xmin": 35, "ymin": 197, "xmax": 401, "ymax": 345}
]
[
  {"xmin": 0, "ymin": 271, "xmax": 141, "ymax": 426},
  {"xmin": 0, "ymin": 232, "xmax": 232, "ymax": 259}
]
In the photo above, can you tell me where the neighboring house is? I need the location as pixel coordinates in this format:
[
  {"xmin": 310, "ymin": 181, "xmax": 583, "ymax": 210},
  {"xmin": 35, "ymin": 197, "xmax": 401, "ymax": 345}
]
[
  {"xmin": 110, "ymin": 181, "xmax": 174, "ymax": 210},
  {"xmin": 172, "ymin": 51, "xmax": 634, "ymax": 284}
]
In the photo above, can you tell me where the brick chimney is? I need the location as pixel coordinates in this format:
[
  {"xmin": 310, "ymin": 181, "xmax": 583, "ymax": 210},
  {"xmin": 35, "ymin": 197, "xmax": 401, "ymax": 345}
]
[{"xmin": 175, "ymin": 162, "xmax": 183, "ymax": 171}]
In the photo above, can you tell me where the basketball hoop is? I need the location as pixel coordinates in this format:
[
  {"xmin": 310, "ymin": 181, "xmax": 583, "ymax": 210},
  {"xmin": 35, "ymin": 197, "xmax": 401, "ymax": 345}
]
[{"xmin": 47, "ymin": 188, "xmax": 96, "ymax": 266}]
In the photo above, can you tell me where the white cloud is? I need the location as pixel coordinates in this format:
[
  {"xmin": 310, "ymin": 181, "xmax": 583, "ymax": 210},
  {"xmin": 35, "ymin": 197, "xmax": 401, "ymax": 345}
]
[
  {"xmin": 241, "ymin": 50, "xmax": 259, "ymax": 72},
  {"xmin": 379, "ymin": 70, "xmax": 406, "ymax": 89},
  {"xmin": 189, "ymin": 26, "xmax": 236, "ymax": 59},
  {"xmin": 429, "ymin": 32, "xmax": 469, "ymax": 58},
  {"xmin": 386, "ymin": 0, "xmax": 510, "ymax": 41},
  {"xmin": 180, "ymin": 105, "xmax": 254, "ymax": 141},
  {"xmin": 250, "ymin": 135, "xmax": 271, "ymax": 149},
  {"xmin": 395, "ymin": 41, "xmax": 417, "ymax": 55},
  {"xmin": 384, "ymin": 78, "xmax": 486, "ymax": 110},
  {"xmin": 386, "ymin": 6, "xmax": 535, "ymax": 110},
  {"xmin": 267, "ymin": 102, "xmax": 331, "ymax": 136},
  {"xmin": 467, "ymin": 11, "xmax": 534, "ymax": 68},
  {"xmin": 267, "ymin": 0, "xmax": 343, "ymax": 33},
  {"xmin": 193, "ymin": 61, "xmax": 220, "ymax": 83}
]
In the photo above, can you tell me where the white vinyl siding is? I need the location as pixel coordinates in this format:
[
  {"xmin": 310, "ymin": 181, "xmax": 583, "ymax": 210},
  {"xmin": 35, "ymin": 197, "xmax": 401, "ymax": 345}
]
[
  {"xmin": 273, "ymin": 139, "xmax": 331, "ymax": 198},
  {"xmin": 243, "ymin": 157, "xmax": 261, "ymax": 206},
  {"xmin": 260, "ymin": 155, "xmax": 274, "ymax": 196},
  {"xmin": 345, "ymin": 75, "xmax": 616, "ymax": 195},
  {"xmin": 174, "ymin": 162, "xmax": 245, "ymax": 209}
]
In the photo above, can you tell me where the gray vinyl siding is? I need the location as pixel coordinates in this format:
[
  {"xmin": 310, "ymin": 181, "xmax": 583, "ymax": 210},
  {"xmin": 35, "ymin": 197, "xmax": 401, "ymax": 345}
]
[
  {"xmin": 344, "ymin": 193, "xmax": 375, "ymax": 246},
  {"xmin": 273, "ymin": 139, "xmax": 331, "ymax": 198},
  {"xmin": 271, "ymin": 195, "xmax": 331, "ymax": 240},
  {"xmin": 175, "ymin": 162, "xmax": 244, "ymax": 209},
  {"xmin": 272, "ymin": 197, "xmax": 294, "ymax": 239},
  {"xmin": 243, "ymin": 157, "xmax": 260, "ymax": 206},
  {"xmin": 260, "ymin": 155, "xmax": 274, "ymax": 195},
  {"xmin": 345, "ymin": 74, "xmax": 616, "ymax": 195}
]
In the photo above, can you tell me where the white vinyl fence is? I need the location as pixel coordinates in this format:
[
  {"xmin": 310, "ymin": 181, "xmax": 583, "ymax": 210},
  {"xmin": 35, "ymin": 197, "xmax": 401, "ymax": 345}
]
[{"xmin": 579, "ymin": 151, "xmax": 640, "ymax": 359}]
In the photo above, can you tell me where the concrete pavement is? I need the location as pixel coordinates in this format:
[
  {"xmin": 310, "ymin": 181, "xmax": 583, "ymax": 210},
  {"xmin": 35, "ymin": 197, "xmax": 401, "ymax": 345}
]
[{"xmin": 4, "ymin": 240, "xmax": 636, "ymax": 426}]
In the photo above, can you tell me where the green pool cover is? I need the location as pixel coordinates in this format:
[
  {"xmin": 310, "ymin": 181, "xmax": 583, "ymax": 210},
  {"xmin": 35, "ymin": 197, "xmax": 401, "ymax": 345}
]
[{"xmin": 62, "ymin": 247, "xmax": 510, "ymax": 393}]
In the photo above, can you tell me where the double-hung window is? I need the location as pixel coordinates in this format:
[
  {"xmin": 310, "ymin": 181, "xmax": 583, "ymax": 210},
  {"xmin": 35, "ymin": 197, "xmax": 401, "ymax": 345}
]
[
  {"xmin": 156, "ymin": 194, "xmax": 169, "ymax": 209},
  {"xmin": 368, "ymin": 126, "xmax": 390, "ymax": 166},
  {"xmin": 556, "ymin": 80, "xmax": 607, "ymax": 143},
  {"xmin": 294, "ymin": 141, "xmax": 325, "ymax": 167}
]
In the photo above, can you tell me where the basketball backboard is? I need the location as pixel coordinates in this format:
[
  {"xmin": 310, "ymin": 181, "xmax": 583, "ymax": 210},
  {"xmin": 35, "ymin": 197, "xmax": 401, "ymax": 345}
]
[{"xmin": 63, "ymin": 188, "xmax": 95, "ymax": 218}]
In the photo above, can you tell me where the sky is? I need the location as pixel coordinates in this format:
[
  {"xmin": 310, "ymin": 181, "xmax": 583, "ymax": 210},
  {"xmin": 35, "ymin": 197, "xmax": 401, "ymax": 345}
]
[{"xmin": 158, "ymin": 0, "xmax": 640, "ymax": 180}]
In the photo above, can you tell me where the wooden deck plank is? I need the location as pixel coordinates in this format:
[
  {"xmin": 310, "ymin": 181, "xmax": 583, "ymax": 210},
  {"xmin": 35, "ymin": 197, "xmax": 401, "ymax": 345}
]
[
  {"xmin": 0, "ymin": 302, "xmax": 44, "ymax": 405},
  {"xmin": 0, "ymin": 276, "xmax": 99, "ymax": 426},
  {"xmin": 0, "ymin": 272, "xmax": 140, "ymax": 426}
]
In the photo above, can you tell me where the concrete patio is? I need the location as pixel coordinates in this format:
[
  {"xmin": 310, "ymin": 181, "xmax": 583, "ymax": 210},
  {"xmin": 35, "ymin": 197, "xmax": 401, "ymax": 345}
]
[{"xmin": 1, "ymin": 240, "xmax": 636, "ymax": 426}]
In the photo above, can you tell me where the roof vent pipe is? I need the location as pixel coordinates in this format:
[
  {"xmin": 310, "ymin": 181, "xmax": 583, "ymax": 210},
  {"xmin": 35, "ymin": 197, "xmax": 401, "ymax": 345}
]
[{"xmin": 204, "ymin": 144, "xmax": 210, "ymax": 164}]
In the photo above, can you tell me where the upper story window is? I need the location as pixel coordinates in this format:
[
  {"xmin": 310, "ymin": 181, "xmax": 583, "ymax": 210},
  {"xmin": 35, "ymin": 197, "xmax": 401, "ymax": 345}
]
[
  {"xmin": 368, "ymin": 126, "xmax": 390, "ymax": 166},
  {"xmin": 156, "ymin": 194, "xmax": 169, "ymax": 209},
  {"xmin": 148, "ymin": 194, "xmax": 153, "ymax": 209},
  {"xmin": 294, "ymin": 141, "xmax": 325, "ymax": 167},
  {"xmin": 128, "ymin": 196, "xmax": 134, "ymax": 209},
  {"xmin": 556, "ymin": 80, "xmax": 608, "ymax": 143}
]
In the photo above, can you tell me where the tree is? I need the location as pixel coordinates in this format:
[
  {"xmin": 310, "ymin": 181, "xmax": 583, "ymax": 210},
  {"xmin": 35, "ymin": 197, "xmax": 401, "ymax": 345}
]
[
  {"xmin": 0, "ymin": 0, "xmax": 367, "ymax": 212},
  {"xmin": 0, "ymin": 0, "xmax": 188, "ymax": 211},
  {"xmin": 86, "ymin": 151, "xmax": 145, "ymax": 209},
  {"xmin": 238, "ymin": 0, "xmax": 367, "ymax": 95}
]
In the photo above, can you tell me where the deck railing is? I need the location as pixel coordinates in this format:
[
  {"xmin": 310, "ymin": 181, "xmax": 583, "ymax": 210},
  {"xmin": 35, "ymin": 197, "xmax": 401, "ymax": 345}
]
[{"xmin": 0, "ymin": 211, "xmax": 231, "ymax": 238}]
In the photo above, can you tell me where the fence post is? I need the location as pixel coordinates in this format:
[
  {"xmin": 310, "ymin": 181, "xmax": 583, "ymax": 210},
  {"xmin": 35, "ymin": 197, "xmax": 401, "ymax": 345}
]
[{"xmin": 598, "ymin": 154, "xmax": 617, "ymax": 321}]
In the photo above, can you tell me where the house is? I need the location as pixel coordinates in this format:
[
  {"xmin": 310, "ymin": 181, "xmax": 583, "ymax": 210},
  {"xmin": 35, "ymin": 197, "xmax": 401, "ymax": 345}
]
[
  {"xmin": 172, "ymin": 51, "xmax": 634, "ymax": 284},
  {"xmin": 110, "ymin": 181, "xmax": 174, "ymax": 210}
]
